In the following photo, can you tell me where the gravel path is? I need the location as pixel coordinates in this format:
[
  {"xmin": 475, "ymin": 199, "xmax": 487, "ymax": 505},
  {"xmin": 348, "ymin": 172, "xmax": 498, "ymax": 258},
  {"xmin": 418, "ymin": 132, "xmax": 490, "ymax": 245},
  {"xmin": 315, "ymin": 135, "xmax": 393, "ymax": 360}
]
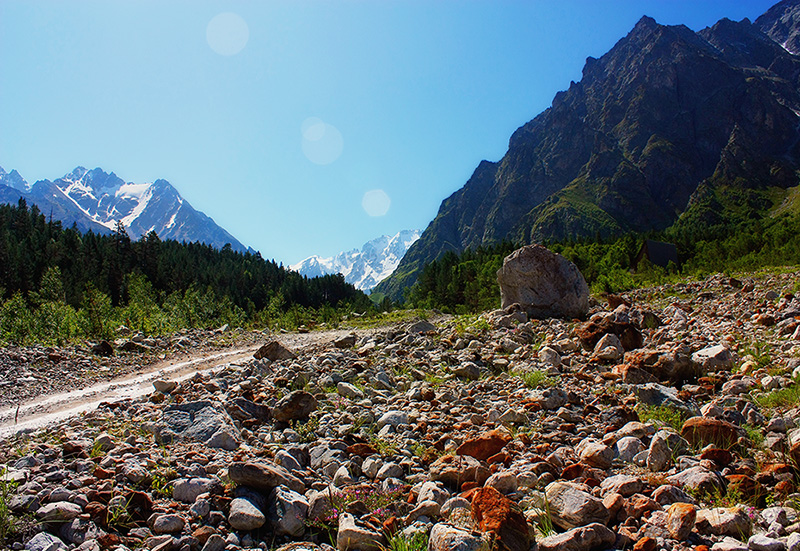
[{"xmin": 0, "ymin": 326, "xmax": 392, "ymax": 438}]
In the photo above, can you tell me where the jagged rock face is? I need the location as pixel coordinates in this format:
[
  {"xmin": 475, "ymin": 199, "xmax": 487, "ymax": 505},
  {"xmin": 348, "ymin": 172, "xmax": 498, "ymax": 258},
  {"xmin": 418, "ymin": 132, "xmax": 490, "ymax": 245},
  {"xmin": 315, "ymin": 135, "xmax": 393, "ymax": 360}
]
[
  {"xmin": 756, "ymin": 0, "xmax": 800, "ymax": 54},
  {"xmin": 0, "ymin": 167, "xmax": 27, "ymax": 192},
  {"xmin": 378, "ymin": 4, "xmax": 800, "ymax": 299}
]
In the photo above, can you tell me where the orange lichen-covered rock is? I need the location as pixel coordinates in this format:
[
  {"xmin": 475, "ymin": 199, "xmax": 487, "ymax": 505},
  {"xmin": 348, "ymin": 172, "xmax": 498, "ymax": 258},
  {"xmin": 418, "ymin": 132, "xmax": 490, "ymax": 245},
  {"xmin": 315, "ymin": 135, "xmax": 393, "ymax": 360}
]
[
  {"xmin": 681, "ymin": 417, "xmax": 739, "ymax": 448},
  {"xmin": 456, "ymin": 429, "xmax": 512, "ymax": 461},
  {"xmin": 667, "ymin": 502, "xmax": 697, "ymax": 540},
  {"xmin": 470, "ymin": 486, "xmax": 530, "ymax": 551}
]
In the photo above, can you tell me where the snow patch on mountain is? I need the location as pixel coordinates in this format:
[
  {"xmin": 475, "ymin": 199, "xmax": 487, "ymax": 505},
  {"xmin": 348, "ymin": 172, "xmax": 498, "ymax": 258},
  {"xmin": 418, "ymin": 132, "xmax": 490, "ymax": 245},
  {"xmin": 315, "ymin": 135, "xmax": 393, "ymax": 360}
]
[
  {"xmin": 291, "ymin": 230, "xmax": 421, "ymax": 291},
  {"xmin": 119, "ymin": 183, "xmax": 154, "ymax": 228}
]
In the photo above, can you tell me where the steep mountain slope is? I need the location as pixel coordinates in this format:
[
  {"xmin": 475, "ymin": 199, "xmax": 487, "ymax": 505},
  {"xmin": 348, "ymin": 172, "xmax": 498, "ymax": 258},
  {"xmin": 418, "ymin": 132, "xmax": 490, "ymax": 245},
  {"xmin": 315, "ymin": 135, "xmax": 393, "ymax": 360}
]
[
  {"xmin": 291, "ymin": 230, "xmax": 420, "ymax": 291},
  {"xmin": 756, "ymin": 0, "xmax": 800, "ymax": 53},
  {"xmin": 0, "ymin": 166, "xmax": 250, "ymax": 252},
  {"xmin": 378, "ymin": 1, "xmax": 800, "ymax": 299}
]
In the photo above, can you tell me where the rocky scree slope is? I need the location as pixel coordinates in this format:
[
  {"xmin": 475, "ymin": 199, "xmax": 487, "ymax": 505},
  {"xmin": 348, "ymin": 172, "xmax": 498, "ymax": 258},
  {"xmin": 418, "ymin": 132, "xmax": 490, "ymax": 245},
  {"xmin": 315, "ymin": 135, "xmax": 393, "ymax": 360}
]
[
  {"xmin": 3, "ymin": 271, "xmax": 800, "ymax": 551},
  {"xmin": 0, "ymin": 166, "xmax": 250, "ymax": 252},
  {"xmin": 378, "ymin": 0, "xmax": 800, "ymax": 299}
]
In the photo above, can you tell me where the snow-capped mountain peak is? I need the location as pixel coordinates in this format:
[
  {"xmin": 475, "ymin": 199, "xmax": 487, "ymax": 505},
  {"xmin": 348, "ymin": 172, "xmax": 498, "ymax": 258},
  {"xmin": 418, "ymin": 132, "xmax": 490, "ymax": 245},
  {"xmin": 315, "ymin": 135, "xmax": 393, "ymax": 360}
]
[
  {"xmin": 0, "ymin": 165, "xmax": 251, "ymax": 252},
  {"xmin": 0, "ymin": 166, "xmax": 29, "ymax": 192},
  {"xmin": 291, "ymin": 230, "xmax": 421, "ymax": 291}
]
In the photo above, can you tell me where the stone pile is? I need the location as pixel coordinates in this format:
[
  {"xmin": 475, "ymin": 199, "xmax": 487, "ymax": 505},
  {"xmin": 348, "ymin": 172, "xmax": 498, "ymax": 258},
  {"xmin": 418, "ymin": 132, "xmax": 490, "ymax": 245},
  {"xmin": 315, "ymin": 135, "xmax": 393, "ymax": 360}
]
[{"xmin": 2, "ymin": 272, "xmax": 800, "ymax": 551}]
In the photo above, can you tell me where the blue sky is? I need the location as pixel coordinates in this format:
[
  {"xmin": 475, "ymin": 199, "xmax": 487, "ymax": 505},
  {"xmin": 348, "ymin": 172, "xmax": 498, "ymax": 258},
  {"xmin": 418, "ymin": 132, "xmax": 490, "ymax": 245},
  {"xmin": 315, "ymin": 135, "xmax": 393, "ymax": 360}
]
[{"xmin": 0, "ymin": 0, "xmax": 778, "ymax": 265}]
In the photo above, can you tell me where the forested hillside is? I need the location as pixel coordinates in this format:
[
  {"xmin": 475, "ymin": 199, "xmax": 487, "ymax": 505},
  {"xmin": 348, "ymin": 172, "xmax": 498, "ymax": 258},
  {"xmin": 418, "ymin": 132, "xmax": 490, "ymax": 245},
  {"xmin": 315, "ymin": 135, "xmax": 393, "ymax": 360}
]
[
  {"xmin": 407, "ymin": 211, "xmax": 800, "ymax": 313},
  {"xmin": 0, "ymin": 199, "xmax": 374, "ymax": 343}
]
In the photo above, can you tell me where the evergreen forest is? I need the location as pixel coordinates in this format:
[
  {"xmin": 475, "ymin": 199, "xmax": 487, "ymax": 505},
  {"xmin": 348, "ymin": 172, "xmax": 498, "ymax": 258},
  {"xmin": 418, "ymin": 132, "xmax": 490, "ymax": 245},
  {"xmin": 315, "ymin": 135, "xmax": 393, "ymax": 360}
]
[
  {"xmin": 0, "ymin": 199, "xmax": 375, "ymax": 344},
  {"xmin": 5, "ymin": 197, "xmax": 800, "ymax": 344}
]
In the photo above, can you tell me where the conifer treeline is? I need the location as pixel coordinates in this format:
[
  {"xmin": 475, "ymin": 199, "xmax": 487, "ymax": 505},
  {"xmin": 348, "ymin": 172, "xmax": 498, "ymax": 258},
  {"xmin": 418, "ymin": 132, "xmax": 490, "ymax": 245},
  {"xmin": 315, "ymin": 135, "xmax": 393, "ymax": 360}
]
[
  {"xmin": 0, "ymin": 199, "xmax": 371, "ymax": 316},
  {"xmin": 406, "ymin": 241, "xmax": 518, "ymax": 313},
  {"xmin": 407, "ymin": 212, "xmax": 800, "ymax": 313}
]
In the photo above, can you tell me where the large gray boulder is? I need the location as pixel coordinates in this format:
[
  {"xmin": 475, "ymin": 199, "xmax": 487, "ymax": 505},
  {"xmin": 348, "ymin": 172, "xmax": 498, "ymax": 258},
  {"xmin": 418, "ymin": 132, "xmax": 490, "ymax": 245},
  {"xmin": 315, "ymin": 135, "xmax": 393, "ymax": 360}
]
[{"xmin": 496, "ymin": 245, "xmax": 589, "ymax": 319}]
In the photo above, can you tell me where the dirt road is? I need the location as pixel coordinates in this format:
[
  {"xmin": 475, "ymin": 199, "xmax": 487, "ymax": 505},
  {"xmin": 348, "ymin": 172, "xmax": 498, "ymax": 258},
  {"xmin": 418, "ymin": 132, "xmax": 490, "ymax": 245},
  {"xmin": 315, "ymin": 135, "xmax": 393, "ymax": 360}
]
[{"xmin": 0, "ymin": 328, "xmax": 372, "ymax": 439}]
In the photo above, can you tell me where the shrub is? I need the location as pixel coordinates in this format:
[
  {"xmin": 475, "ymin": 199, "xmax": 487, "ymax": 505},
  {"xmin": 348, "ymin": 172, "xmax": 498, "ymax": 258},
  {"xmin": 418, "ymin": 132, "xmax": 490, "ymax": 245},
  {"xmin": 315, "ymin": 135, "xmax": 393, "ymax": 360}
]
[
  {"xmin": 81, "ymin": 282, "xmax": 115, "ymax": 339},
  {"xmin": 0, "ymin": 293, "xmax": 33, "ymax": 344},
  {"xmin": 385, "ymin": 532, "xmax": 429, "ymax": 551},
  {"xmin": 32, "ymin": 301, "xmax": 82, "ymax": 344}
]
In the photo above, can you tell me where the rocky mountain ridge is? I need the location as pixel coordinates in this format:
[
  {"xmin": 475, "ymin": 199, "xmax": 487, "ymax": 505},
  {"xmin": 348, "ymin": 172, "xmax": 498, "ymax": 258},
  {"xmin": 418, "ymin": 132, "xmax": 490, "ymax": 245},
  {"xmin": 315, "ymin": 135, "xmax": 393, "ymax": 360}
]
[
  {"xmin": 291, "ymin": 230, "xmax": 421, "ymax": 291},
  {"xmin": 0, "ymin": 165, "xmax": 251, "ymax": 252},
  {"xmin": 378, "ymin": 0, "xmax": 800, "ymax": 299},
  {"xmin": 1, "ymin": 270, "xmax": 800, "ymax": 551}
]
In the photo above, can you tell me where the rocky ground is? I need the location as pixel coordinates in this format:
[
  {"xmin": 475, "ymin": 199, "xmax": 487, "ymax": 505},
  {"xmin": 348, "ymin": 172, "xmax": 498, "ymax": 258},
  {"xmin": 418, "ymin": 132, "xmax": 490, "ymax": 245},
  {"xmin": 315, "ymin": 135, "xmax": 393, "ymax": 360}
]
[{"xmin": 2, "ymin": 271, "xmax": 800, "ymax": 551}]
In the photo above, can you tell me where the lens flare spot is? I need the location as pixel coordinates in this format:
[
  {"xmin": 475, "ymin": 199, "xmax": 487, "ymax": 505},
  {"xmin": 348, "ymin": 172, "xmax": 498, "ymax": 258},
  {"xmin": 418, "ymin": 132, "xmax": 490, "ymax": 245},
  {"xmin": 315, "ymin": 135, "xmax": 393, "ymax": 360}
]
[
  {"xmin": 301, "ymin": 117, "xmax": 326, "ymax": 141},
  {"xmin": 207, "ymin": 12, "xmax": 249, "ymax": 56},
  {"xmin": 301, "ymin": 118, "xmax": 343, "ymax": 165},
  {"xmin": 362, "ymin": 189, "xmax": 391, "ymax": 217}
]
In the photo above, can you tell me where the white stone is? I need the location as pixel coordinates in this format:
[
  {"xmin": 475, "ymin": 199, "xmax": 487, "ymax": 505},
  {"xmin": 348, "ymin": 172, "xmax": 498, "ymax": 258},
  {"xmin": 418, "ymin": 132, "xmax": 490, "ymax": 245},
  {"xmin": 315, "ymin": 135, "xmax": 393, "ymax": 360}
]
[
  {"xmin": 337, "ymin": 513, "xmax": 385, "ymax": 551},
  {"xmin": 229, "ymin": 497, "xmax": 266, "ymax": 531},
  {"xmin": 376, "ymin": 411, "xmax": 408, "ymax": 429},
  {"xmin": 151, "ymin": 513, "xmax": 185, "ymax": 534},
  {"xmin": 428, "ymin": 522, "xmax": 489, "ymax": 551},
  {"xmin": 173, "ymin": 478, "xmax": 217, "ymax": 503}
]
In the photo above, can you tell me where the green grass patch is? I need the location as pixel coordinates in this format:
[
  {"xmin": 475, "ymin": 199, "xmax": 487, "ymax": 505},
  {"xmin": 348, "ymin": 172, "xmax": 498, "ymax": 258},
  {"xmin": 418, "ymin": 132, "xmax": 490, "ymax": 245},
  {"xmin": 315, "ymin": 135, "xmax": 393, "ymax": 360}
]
[
  {"xmin": 369, "ymin": 436, "xmax": 399, "ymax": 457},
  {"xmin": 291, "ymin": 417, "xmax": 321, "ymax": 443},
  {"xmin": 0, "ymin": 478, "xmax": 18, "ymax": 543},
  {"xmin": 453, "ymin": 314, "xmax": 492, "ymax": 336},
  {"xmin": 534, "ymin": 494, "xmax": 556, "ymax": 538},
  {"xmin": 742, "ymin": 424, "xmax": 765, "ymax": 449},
  {"xmin": 740, "ymin": 341, "xmax": 772, "ymax": 371},
  {"xmin": 637, "ymin": 404, "xmax": 689, "ymax": 432},
  {"xmin": 423, "ymin": 372, "xmax": 445, "ymax": 387},
  {"xmin": 385, "ymin": 532, "xmax": 429, "ymax": 551},
  {"xmin": 515, "ymin": 369, "xmax": 558, "ymax": 389},
  {"xmin": 754, "ymin": 378, "xmax": 800, "ymax": 411}
]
